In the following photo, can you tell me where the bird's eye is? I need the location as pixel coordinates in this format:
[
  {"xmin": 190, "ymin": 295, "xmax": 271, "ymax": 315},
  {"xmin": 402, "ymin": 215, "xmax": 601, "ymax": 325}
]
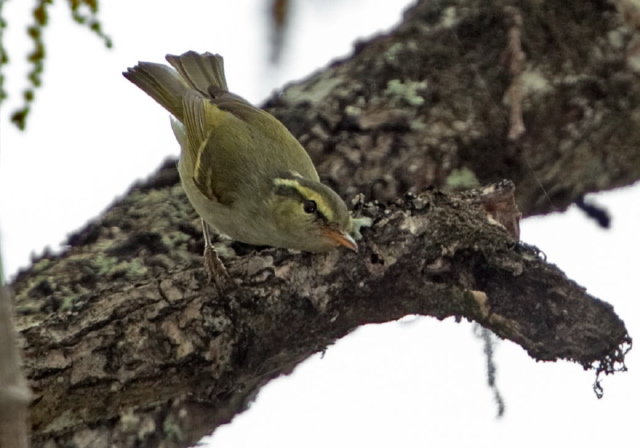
[{"xmin": 303, "ymin": 200, "xmax": 317, "ymax": 214}]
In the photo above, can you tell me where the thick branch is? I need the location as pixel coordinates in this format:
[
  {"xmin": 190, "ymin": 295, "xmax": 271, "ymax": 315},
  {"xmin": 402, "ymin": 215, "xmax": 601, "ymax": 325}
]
[
  {"xmin": 12, "ymin": 168, "xmax": 629, "ymax": 446},
  {"xmin": 266, "ymin": 0, "xmax": 640, "ymax": 215}
]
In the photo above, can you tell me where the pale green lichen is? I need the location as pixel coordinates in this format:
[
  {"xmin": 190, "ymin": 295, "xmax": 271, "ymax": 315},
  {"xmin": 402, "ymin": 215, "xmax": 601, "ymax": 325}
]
[
  {"xmin": 116, "ymin": 258, "xmax": 148, "ymax": 281},
  {"xmin": 445, "ymin": 167, "xmax": 480, "ymax": 190},
  {"xmin": 384, "ymin": 79, "xmax": 427, "ymax": 107},
  {"xmin": 521, "ymin": 69, "xmax": 552, "ymax": 96},
  {"xmin": 162, "ymin": 230, "xmax": 190, "ymax": 250},
  {"xmin": 92, "ymin": 254, "xmax": 148, "ymax": 281},
  {"xmin": 410, "ymin": 119, "xmax": 427, "ymax": 131},
  {"xmin": 281, "ymin": 69, "xmax": 343, "ymax": 105},
  {"xmin": 16, "ymin": 300, "xmax": 41, "ymax": 315},
  {"xmin": 118, "ymin": 409, "xmax": 140, "ymax": 433},
  {"xmin": 440, "ymin": 6, "xmax": 458, "ymax": 28},
  {"xmin": 33, "ymin": 258, "xmax": 53, "ymax": 273},
  {"xmin": 162, "ymin": 412, "xmax": 185, "ymax": 443},
  {"xmin": 384, "ymin": 41, "xmax": 418, "ymax": 65},
  {"xmin": 59, "ymin": 289, "xmax": 79, "ymax": 311},
  {"xmin": 93, "ymin": 254, "xmax": 119, "ymax": 276},
  {"xmin": 384, "ymin": 42, "xmax": 405, "ymax": 64},
  {"xmin": 349, "ymin": 216, "xmax": 373, "ymax": 241}
]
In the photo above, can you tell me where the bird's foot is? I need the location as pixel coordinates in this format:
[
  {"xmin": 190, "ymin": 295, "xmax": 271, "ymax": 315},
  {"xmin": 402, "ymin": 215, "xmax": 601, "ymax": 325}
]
[{"xmin": 203, "ymin": 244, "xmax": 234, "ymax": 294}]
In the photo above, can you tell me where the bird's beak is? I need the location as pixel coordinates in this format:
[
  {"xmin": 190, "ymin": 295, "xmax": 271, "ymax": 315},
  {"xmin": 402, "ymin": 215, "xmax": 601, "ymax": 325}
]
[{"xmin": 323, "ymin": 228, "xmax": 358, "ymax": 252}]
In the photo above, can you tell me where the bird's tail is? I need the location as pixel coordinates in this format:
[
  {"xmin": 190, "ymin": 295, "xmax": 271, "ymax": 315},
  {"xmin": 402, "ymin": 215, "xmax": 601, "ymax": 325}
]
[
  {"xmin": 165, "ymin": 51, "xmax": 228, "ymax": 94},
  {"xmin": 123, "ymin": 51, "xmax": 227, "ymax": 121}
]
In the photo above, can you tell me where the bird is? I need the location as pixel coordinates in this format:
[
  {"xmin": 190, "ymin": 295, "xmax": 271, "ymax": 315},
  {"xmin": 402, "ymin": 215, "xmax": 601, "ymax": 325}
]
[{"xmin": 123, "ymin": 51, "xmax": 369, "ymax": 289}]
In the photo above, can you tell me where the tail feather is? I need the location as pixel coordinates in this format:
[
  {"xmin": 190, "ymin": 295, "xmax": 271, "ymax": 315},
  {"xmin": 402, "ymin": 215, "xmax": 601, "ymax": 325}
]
[
  {"xmin": 123, "ymin": 62, "xmax": 187, "ymax": 120},
  {"xmin": 124, "ymin": 52, "xmax": 229, "ymax": 122},
  {"xmin": 165, "ymin": 51, "xmax": 228, "ymax": 96}
]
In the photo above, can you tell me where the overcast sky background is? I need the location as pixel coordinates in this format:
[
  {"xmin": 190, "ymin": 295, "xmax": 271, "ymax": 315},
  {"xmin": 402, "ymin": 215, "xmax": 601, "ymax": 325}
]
[{"xmin": 1, "ymin": 1, "xmax": 638, "ymax": 447}]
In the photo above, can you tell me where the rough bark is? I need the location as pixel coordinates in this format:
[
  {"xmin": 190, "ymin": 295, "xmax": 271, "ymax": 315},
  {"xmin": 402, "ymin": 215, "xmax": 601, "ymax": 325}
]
[
  {"xmin": 267, "ymin": 0, "xmax": 640, "ymax": 214},
  {"xmin": 9, "ymin": 0, "xmax": 638, "ymax": 446}
]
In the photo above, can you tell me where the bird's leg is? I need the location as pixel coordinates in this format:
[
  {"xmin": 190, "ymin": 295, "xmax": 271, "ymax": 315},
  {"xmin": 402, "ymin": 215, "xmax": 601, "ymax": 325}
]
[{"xmin": 201, "ymin": 218, "xmax": 232, "ymax": 292}]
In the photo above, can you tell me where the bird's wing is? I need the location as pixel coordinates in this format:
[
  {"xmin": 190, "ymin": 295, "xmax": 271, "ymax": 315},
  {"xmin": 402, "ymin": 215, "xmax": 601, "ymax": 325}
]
[{"xmin": 181, "ymin": 91, "xmax": 223, "ymax": 203}]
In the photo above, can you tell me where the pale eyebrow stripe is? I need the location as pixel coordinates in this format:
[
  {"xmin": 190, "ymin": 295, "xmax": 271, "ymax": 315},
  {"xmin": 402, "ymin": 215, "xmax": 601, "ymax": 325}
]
[{"xmin": 273, "ymin": 178, "xmax": 332, "ymax": 222}]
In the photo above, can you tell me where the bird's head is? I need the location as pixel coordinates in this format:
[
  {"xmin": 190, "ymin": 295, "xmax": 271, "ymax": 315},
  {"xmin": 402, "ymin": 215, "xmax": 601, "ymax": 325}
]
[{"xmin": 269, "ymin": 173, "xmax": 357, "ymax": 253}]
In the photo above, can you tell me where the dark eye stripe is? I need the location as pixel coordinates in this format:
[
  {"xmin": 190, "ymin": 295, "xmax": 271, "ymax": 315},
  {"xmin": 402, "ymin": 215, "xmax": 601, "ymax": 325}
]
[
  {"xmin": 274, "ymin": 183, "xmax": 304, "ymax": 200},
  {"xmin": 274, "ymin": 180, "xmax": 328, "ymax": 223},
  {"xmin": 274, "ymin": 179, "xmax": 329, "ymax": 223}
]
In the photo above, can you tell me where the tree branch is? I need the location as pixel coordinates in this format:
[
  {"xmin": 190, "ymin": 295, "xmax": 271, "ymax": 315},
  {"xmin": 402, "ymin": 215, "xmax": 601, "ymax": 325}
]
[
  {"xmin": 266, "ymin": 0, "xmax": 640, "ymax": 215},
  {"xmin": 13, "ymin": 173, "xmax": 629, "ymax": 446}
]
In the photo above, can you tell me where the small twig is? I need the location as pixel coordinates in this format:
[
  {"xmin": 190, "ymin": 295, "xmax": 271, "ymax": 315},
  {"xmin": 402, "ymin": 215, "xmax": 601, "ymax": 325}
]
[
  {"xmin": 502, "ymin": 6, "xmax": 527, "ymax": 142},
  {"xmin": 474, "ymin": 325, "xmax": 506, "ymax": 417}
]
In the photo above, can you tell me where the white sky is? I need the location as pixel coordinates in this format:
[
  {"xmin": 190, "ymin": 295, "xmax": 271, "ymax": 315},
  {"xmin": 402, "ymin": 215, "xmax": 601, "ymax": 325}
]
[{"xmin": 1, "ymin": 1, "xmax": 638, "ymax": 447}]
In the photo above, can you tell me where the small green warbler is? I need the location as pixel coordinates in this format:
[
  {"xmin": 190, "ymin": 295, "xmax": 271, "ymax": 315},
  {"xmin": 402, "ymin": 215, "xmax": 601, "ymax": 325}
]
[{"xmin": 123, "ymin": 51, "xmax": 369, "ymax": 286}]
